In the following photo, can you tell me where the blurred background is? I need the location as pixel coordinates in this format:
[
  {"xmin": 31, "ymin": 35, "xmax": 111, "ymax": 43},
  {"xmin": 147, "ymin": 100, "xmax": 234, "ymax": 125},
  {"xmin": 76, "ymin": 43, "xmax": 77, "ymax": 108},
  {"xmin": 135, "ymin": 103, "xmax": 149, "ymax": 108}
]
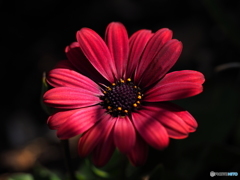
[{"xmin": 1, "ymin": 0, "xmax": 240, "ymax": 179}]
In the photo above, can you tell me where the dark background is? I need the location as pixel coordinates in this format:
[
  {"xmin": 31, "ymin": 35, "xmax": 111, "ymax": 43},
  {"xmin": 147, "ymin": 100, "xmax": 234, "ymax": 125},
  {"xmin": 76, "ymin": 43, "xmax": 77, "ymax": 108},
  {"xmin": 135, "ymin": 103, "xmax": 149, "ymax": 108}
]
[{"xmin": 1, "ymin": 0, "xmax": 240, "ymax": 179}]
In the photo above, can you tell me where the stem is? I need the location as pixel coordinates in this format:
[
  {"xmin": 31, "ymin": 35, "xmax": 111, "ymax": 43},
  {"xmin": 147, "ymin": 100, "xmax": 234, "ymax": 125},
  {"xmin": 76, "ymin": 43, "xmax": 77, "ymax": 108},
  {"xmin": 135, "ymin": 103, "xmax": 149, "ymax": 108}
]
[
  {"xmin": 61, "ymin": 139, "xmax": 77, "ymax": 180},
  {"xmin": 119, "ymin": 154, "xmax": 128, "ymax": 180}
]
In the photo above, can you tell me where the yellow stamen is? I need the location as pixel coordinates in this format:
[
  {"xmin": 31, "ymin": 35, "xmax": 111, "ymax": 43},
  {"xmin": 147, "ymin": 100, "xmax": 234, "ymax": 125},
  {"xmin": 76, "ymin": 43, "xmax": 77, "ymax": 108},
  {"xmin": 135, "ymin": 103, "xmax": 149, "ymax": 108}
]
[
  {"xmin": 107, "ymin": 106, "xmax": 112, "ymax": 110},
  {"xmin": 133, "ymin": 103, "xmax": 137, "ymax": 107},
  {"xmin": 136, "ymin": 101, "xmax": 140, "ymax": 104},
  {"xmin": 127, "ymin": 78, "xmax": 131, "ymax": 82},
  {"xmin": 124, "ymin": 110, "xmax": 128, "ymax": 113},
  {"xmin": 112, "ymin": 83, "xmax": 116, "ymax": 86},
  {"xmin": 117, "ymin": 107, "xmax": 122, "ymax": 111},
  {"xmin": 137, "ymin": 95, "xmax": 142, "ymax": 99}
]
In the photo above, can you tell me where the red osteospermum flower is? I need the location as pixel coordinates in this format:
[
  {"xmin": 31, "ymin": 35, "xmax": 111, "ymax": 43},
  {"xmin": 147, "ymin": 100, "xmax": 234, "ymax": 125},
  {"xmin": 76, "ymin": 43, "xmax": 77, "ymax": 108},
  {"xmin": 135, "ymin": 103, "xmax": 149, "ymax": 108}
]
[{"xmin": 43, "ymin": 22, "xmax": 205, "ymax": 167}]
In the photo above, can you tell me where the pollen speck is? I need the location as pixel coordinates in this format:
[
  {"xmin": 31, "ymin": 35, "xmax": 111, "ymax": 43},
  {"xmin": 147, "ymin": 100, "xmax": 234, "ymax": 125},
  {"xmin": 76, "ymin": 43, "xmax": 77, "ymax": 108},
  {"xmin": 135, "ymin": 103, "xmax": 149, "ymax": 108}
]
[{"xmin": 133, "ymin": 103, "xmax": 137, "ymax": 107}]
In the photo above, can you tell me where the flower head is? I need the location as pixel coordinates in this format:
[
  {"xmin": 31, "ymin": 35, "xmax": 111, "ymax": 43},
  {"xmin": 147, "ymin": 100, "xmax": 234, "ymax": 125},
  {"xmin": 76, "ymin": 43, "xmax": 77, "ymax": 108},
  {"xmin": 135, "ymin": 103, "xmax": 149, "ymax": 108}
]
[{"xmin": 43, "ymin": 22, "xmax": 205, "ymax": 167}]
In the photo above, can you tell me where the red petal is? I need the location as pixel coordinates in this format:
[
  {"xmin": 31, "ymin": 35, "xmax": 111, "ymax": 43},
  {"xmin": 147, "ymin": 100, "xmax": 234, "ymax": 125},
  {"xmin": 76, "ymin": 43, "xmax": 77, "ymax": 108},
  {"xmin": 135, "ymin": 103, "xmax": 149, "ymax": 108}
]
[
  {"xmin": 158, "ymin": 102, "xmax": 198, "ymax": 133},
  {"xmin": 131, "ymin": 109, "xmax": 169, "ymax": 150},
  {"xmin": 159, "ymin": 70, "xmax": 205, "ymax": 84},
  {"xmin": 141, "ymin": 102, "xmax": 197, "ymax": 139},
  {"xmin": 127, "ymin": 134, "xmax": 148, "ymax": 166},
  {"xmin": 54, "ymin": 60, "xmax": 76, "ymax": 69},
  {"xmin": 56, "ymin": 106, "xmax": 106, "ymax": 139},
  {"xmin": 138, "ymin": 39, "xmax": 182, "ymax": 87},
  {"xmin": 65, "ymin": 42, "xmax": 108, "ymax": 84},
  {"xmin": 47, "ymin": 68, "xmax": 101, "ymax": 92},
  {"xmin": 144, "ymin": 70, "xmax": 204, "ymax": 102},
  {"xmin": 126, "ymin": 29, "xmax": 153, "ymax": 78},
  {"xmin": 92, "ymin": 125, "xmax": 115, "ymax": 167},
  {"xmin": 43, "ymin": 87, "xmax": 101, "ymax": 109},
  {"xmin": 78, "ymin": 114, "xmax": 115, "ymax": 157},
  {"xmin": 47, "ymin": 109, "xmax": 79, "ymax": 130},
  {"xmin": 105, "ymin": 22, "xmax": 129, "ymax": 79},
  {"xmin": 113, "ymin": 116, "xmax": 136, "ymax": 153},
  {"xmin": 77, "ymin": 28, "xmax": 117, "ymax": 83},
  {"xmin": 144, "ymin": 81, "xmax": 203, "ymax": 102},
  {"xmin": 134, "ymin": 28, "xmax": 172, "ymax": 84}
]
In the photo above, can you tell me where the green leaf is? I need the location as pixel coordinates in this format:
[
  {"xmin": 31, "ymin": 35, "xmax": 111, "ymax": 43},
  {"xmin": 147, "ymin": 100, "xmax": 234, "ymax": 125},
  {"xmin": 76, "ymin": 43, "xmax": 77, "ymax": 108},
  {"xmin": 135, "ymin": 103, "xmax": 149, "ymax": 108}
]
[
  {"xmin": 77, "ymin": 159, "xmax": 101, "ymax": 180},
  {"xmin": 8, "ymin": 173, "xmax": 34, "ymax": 180},
  {"xmin": 78, "ymin": 151, "xmax": 129, "ymax": 180},
  {"xmin": 32, "ymin": 165, "xmax": 61, "ymax": 180},
  {"xmin": 91, "ymin": 166, "xmax": 110, "ymax": 178},
  {"xmin": 40, "ymin": 72, "xmax": 55, "ymax": 115}
]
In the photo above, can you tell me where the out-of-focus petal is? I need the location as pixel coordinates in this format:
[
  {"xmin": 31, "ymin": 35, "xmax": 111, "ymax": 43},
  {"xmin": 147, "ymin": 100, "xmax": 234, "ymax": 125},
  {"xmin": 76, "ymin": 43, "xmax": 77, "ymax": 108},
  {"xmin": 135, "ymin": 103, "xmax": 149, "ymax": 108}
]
[
  {"xmin": 131, "ymin": 109, "xmax": 169, "ymax": 150},
  {"xmin": 127, "ymin": 134, "xmax": 148, "ymax": 166},
  {"xmin": 105, "ymin": 22, "xmax": 129, "ymax": 79},
  {"xmin": 138, "ymin": 39, "xmax": 182, "ymax": 87},
  {"xmin": 43, "ymin": 87, "xmax": 101, "ymax": 109},
  {"xmin": 113, "ymin": 116, "xmax": 136, "ymax": 153},
  {"xmin": 65, "ymin": 42, "xmax": 108, "ymax": 84},
  {"xmin": 54, "ymin": 60, "xmax": 76, "ymax": 70},
  {"xmin": 78, "ymin": 114, "xmax": 115, "ymax": 157},
  {"xmin": 77, "ymin": 28, "xmax": 117, "ymax": 83},
  {"xmin": 56, "ymin": 106, "xmax": 106, "ymax": 139},
  {"xmin": 134, "ymin": 28, "xmax": 172, "ymax": 84},
  {"xmin": 127, "ymin": 29, "xmax": 153, "ymax": 78}
]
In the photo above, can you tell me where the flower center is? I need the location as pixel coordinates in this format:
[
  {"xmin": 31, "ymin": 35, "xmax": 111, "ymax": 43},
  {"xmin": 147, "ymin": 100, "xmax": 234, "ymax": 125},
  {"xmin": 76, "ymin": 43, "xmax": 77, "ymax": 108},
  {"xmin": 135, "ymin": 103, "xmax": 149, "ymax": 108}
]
[{"xmin": 100, "ymin": 78, "xmax": 143, "ymax": 117}]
